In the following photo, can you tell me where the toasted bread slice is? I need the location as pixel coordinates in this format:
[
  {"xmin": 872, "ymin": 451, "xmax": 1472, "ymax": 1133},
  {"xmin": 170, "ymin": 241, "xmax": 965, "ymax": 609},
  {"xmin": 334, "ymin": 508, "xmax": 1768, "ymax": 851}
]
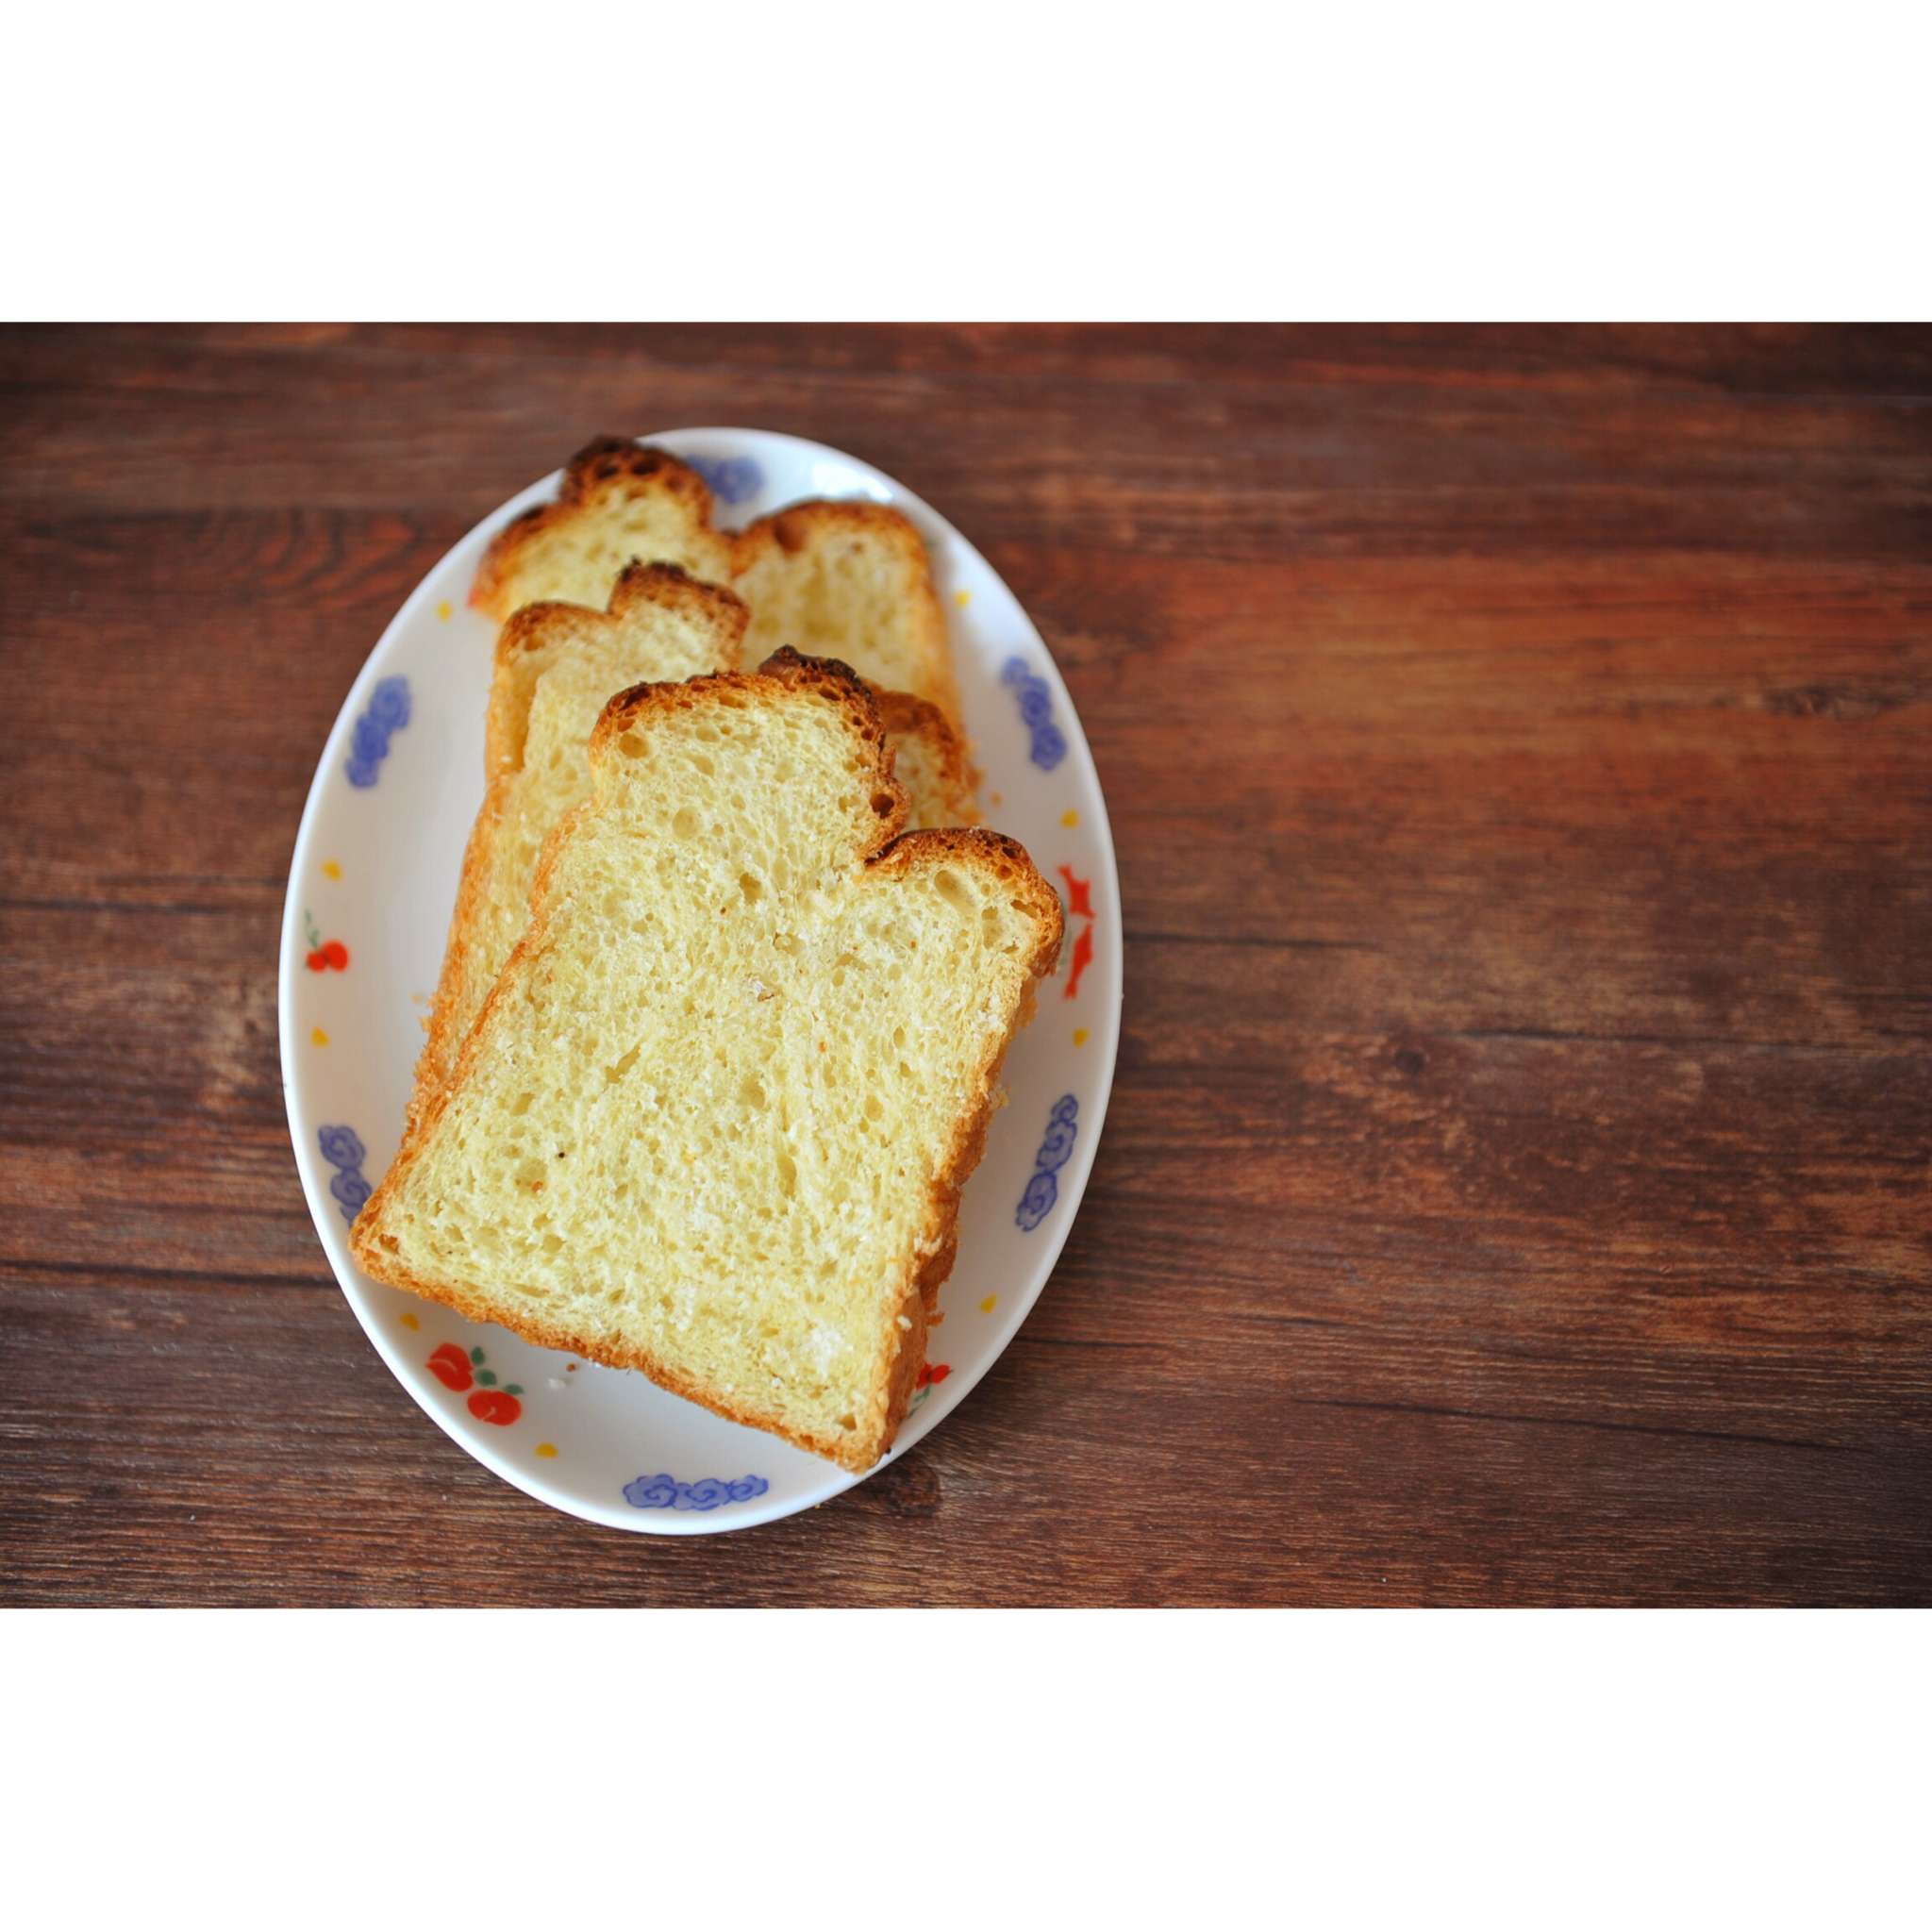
[
  {"xmin": 471, "ymin": 438, "xmax": 732, "ymax": 624},
  {"xmin": 474, "ymin": 437, "xmax": 965, "ymax": 728},
  {"xmin": 353, "ymin": 652, "xmax": 1062, "ymax": 1472}
]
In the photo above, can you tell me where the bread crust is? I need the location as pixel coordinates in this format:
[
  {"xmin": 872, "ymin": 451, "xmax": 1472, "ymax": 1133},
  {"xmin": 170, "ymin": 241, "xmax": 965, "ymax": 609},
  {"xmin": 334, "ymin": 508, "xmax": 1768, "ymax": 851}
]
[
  {"xmin": 470, "ymin": 437, "xmax": 725, "ymax": 623},
  {"xmin": 354, "ymin": 649, "xmax": 1061, "ymax": 1473}
]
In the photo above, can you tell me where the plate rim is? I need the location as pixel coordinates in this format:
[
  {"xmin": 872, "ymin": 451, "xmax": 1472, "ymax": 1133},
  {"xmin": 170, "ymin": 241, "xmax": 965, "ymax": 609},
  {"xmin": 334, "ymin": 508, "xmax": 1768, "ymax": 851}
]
[{"xmin": 277, "ymin": 426, "xmax": 1122, "ymax": 1534}]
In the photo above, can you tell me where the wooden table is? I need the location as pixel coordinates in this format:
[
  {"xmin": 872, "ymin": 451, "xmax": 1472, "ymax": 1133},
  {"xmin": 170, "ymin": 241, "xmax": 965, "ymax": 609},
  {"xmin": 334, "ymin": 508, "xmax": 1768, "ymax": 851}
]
[{"xmin": 4, "ymin": 324, "xmax": 1928, "ymax": 1605}]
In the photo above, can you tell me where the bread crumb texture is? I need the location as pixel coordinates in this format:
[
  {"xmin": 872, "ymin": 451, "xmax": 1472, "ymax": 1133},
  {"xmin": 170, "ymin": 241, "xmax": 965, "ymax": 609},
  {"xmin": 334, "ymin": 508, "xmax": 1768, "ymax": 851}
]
[
  {"xmin": 410, "ymin": 570, "xmax": 979, "ymax": 1137},
  {"xmin": 410, "ymin": 563, "xmax": 746, "ymax": 1123},
  {"xmin": 355, "ymin": 655, "xmax": 1061, "ymax": 1472}
]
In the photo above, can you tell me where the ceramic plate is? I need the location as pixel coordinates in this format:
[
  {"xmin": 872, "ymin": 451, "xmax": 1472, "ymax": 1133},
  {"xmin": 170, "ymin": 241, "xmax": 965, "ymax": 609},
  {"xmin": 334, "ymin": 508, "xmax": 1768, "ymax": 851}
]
[{"xmin": 278, "ymin": 429, "xmax": 1121, "ymax": 1533}]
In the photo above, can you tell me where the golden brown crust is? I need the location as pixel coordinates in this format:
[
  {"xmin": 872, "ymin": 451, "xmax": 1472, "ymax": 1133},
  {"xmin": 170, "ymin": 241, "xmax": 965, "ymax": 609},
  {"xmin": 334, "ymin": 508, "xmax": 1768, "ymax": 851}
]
[
  {"xmin": 876, "ymin": 1279, "xmax": 930, "ymax": 1457},
  {"xmin": 470, "ymin": 438, "xmax": 723, "ymax": 623},
  {"xmin": 354, "ymin": 652, "xmax": 1059, "ymax": 1473}
]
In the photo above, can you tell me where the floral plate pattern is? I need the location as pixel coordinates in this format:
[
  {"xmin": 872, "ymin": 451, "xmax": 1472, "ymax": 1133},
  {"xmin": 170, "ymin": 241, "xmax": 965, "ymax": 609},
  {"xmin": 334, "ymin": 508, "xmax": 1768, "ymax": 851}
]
[{"xmin": 278, "ymin": 428, "xmax": 1122, "ymax": 1534}]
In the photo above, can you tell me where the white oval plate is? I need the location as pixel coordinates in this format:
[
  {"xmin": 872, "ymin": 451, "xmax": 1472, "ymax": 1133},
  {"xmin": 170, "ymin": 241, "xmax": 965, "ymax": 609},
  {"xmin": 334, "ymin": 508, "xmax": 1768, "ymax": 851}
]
[{"xmin": 278, "ymin": 429, "xmax": 1121, "ymax": 1533}]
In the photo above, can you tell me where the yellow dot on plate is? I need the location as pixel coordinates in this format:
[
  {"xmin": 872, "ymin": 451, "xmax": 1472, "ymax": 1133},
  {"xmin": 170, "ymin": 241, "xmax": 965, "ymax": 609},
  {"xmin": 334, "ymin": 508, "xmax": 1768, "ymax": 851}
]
[
  {"xmin": 954, "ymin": 589, "xmax": 971, "ymax": 608},
  {"xmin": 1074, "ymin": 1028, "xmax": 1090, "ymax": 1046},
  {"xmin": 398, "ymin": 1312, "xmax": 420, "ymax": 1331},
  {"xmin": 535, "ymin": 1442, "xmax": 558, "ymax": 1458},
  {"xmin": 321, "ymin": 859, "xmax": 341, "ymax": 880},
  {"xmin": 436, "ymin": 599, "xmax": 453, "ymax": 622},
  {"xmin": 1061, "ymin": 808, "xmax": 1079, "ymax": 828},
  {"xmin": 980, "ymin": 1294, "xmax": 997, "ymax": 1314},
  {"xmin": 311, "ymin": 1027, "xmax": 329, "ymax": 1047},
  {"xmin": 991, "ymin": 792, "xmax": 1003, "ymax": 808}
]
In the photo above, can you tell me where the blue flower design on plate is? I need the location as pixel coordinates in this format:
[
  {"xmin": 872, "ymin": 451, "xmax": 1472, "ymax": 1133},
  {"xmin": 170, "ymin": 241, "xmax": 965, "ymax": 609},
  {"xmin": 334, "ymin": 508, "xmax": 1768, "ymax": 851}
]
[
  {"xmin": 319, "ymin": 1124, "xmax": 371, "ymax": 1224},
  {"xmin": 1002, "ymin": 658, "xmax": 1067, "ymax": 771},
  {"xmin": 684, "ymin": 454, "xmax": 764, "ymax": 507},
  {"xmin": 345, "ymin": 676, "xmax": 410, "ymax": 788},
  {"xmin": 1016, "ymin": 1093, "xmax": 1078, "ymax": 1232},
  {"xmin": 624, "ymin": 1474, "xmax": 772, "ymax": 1511}
]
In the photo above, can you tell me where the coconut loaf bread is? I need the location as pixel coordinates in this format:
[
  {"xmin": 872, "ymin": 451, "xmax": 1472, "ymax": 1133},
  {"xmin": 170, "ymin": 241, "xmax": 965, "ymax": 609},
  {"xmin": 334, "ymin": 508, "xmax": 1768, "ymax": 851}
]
[
  {"xmin": 473, "ymin": 436, "xmax": 964, "ymax": 727},
  {"xmin": 353, "ymin": 651, "xmax": 1062, "ymax": 1471}
]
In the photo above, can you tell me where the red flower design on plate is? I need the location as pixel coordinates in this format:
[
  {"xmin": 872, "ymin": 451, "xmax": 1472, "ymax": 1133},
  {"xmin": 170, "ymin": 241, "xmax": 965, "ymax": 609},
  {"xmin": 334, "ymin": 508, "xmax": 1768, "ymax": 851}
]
[
  {"xmin": 427, "ymin": 1343, "xmax": 473, "ymax": 1391},
  {"xmin": 1064, "ymin": 925, "xmax": 1094, "ymax": 1000},
  {"xmin": 303, "ymin": 911, "xmax": 349, "ymax": 972},
  {"xmin": 427, "ymin": 1342, "xmax": 524, "ymax": 1424},
  {"xmin": 1057, "ymin": 868, "xmax": 1095, "ymax": 1000},
  {"xmin": 915, "ymin": 1362, "xmax": 952, "ymax": 1390}
]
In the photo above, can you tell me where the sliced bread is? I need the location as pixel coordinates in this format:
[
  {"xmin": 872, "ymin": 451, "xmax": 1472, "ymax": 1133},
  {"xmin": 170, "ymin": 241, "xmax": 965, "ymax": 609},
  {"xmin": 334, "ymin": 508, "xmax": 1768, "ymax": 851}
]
[
  {"xmin": 413, "ymin": 567, "xmax": 980, "ymax": 1134},
  {"xmin": 470, "ymin": 438, "xmax": 732, "ymax": 623},
  {"xmin": 473, "ymin": 436, "xmax": 964, "ymax": 726},
  {"xmin": 729, "ymin": 498, "xmax": 961, "ymax": 727},
  {"xmin": 353, "ymin": 651, "xmax": 1062, "ymax": 1471},
  {"xmin": 411, "ymin": 562, "xmax": 748, "ymax": 1132}
]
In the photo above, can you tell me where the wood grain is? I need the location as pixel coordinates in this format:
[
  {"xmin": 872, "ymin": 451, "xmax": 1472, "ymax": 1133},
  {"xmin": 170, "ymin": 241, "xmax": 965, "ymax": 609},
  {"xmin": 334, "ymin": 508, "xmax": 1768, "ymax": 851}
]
[{"xmin": 2, "ymin": 324, "xmax": 1927, "ymax": 1604}]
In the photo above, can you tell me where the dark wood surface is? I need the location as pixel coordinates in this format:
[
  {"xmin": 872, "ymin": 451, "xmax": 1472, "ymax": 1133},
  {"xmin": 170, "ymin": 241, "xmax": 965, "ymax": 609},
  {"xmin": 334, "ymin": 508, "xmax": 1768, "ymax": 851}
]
[{"xmin": 3, "ymin": 324, "xmax": 1929, "ymax": 1605}]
